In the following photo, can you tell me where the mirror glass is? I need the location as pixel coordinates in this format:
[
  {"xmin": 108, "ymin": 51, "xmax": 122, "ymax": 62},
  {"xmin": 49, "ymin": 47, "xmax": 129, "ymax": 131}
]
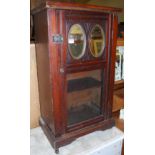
[
  {"xmin": 90, "ymin": 25, "xmax": 105, "ymax": 57},
  {"xmin": 68, "ymin": 24, "xmax": 86, "ymax": 59}
]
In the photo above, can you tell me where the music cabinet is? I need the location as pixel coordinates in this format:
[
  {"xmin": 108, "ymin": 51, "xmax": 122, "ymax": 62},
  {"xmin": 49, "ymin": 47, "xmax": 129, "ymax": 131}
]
[{"xmin": 32, "ymin": 1, "xmax": 121, "ymax": 153}]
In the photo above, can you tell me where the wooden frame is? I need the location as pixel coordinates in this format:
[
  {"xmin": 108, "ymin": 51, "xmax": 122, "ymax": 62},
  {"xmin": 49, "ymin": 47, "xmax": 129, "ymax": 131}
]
[{"xmin": 32, "ymin": 1, "xmax": 120, "ymax": 153}]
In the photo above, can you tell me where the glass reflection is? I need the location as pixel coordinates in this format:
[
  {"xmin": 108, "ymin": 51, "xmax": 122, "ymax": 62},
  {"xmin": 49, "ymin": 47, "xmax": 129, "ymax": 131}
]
[
  {"xmin": 90, "ymin": 25, "xmax": 105, "ymax": 57},
  {"xmin": 68, "ymin": 24, "xmax": 86, "ymax": 59},
  {"xmin": 67, "ymin": 70, "xmax": 102, "ymax": 125}
]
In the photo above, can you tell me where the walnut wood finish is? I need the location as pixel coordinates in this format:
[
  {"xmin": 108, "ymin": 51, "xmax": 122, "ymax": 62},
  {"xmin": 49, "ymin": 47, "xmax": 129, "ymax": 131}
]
[
  {"xmin": 31, "ymin": 1, "xmax": 122, "ymax": 14},
  {"xmin": 32, "ymin": 1, "xmax": 120, "ymax": 153}
]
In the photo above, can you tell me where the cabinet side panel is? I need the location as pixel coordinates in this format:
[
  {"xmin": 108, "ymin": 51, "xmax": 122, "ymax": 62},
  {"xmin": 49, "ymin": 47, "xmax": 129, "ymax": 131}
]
[
  {"xmin": 47, "ymin": 9, "xmax": 64, "ymax": 136},
  {"xmin": 33, "ymin": 10, "xmax": 54, "ymax": 132},
  {"xmin": 107, "ymin": 14, "xmax": 118, "ymax": 118}
]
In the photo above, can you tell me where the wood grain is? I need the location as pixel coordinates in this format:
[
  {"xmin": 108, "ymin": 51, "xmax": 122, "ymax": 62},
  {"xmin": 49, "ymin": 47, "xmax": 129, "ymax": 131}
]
[{"xmin": 31, "ymin": 1, "xmax": 122, "ymax": 14}]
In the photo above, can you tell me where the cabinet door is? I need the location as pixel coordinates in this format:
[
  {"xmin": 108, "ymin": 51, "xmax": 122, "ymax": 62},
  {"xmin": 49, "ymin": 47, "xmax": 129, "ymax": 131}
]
[{"xmin": 60, "ymin": 10, "xmax": 111, "ymax": 130}]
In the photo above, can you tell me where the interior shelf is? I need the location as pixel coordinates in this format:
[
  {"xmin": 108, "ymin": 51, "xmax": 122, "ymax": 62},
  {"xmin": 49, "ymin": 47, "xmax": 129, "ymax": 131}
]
[
  {"xmin": 68, "ymin": 104, "xmax": 100, "ymax": 125},
  {"xmin": 67, "ymin": 77, "xmax": 101, "ymax": 92}
]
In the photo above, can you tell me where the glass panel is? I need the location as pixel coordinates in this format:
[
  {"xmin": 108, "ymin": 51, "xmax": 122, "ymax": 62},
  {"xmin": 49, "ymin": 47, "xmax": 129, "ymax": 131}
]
[
  {"xmin": 90, "ymin": 25, "xmax": 105, "ymax": 57},
  {"xmin": 68, "ymin": 24, "xmax": 86, "ymax": 59},
  {"xmin": 67, "ymin": 70, "xmax": 103, "ymax": 126}
]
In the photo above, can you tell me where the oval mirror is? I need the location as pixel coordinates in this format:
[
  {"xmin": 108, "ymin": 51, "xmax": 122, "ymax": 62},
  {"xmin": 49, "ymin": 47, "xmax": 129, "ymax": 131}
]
[
  {"xmin": 89, "ymin": 25, "xmax": 105, "ymax": 57},
  {"xmin": 68, "ymin": 24, "xmax": 86, "ymax": 59}
]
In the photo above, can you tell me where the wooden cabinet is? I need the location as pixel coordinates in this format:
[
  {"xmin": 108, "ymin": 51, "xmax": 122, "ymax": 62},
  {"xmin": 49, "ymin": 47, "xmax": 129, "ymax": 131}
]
[
  {"xmin": 113, "ymin": 80, "xmax": 124, "ymax": 118},
  {"xmin": 32, "ymin": 1, "xmax": 121, "ymax": 153}
]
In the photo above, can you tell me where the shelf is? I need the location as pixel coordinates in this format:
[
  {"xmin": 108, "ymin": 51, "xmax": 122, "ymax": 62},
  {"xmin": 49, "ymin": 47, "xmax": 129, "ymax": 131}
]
[
  {"xmin": 114, "ymin": 80, "xmax": 124, "ymax": 90},
  {"xmin": 68, "ymin": 104, "xmax": 100, "ymax": 125},
  {"xmin": 117, "ymin": 38, "xmax": 124, "ymax": 46},
  {"xmin": 67, "ymin": 77, "xmax": 101, "ymax": 92},
  {"xmin": 113, "ymin": 88, "xmax": 124, "ymax": 112}
]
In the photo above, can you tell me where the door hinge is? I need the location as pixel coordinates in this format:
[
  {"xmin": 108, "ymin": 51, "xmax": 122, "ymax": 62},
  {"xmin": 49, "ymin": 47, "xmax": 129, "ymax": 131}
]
[{"xmin": 52, "ymin": 34, "xmax": 63, "ymax": 43}]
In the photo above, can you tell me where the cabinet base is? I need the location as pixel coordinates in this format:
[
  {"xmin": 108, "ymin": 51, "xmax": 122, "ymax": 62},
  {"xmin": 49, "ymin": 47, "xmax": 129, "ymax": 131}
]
[{"xmin": 39, "ymin": 117, "xmax": 115, "ymax": 154}]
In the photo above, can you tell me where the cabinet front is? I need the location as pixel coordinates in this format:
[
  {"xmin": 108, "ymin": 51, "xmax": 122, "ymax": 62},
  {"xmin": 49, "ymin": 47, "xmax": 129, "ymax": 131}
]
[{"xmin": 56, "ymin": 10, "xmax": 111, "ymax": 131}]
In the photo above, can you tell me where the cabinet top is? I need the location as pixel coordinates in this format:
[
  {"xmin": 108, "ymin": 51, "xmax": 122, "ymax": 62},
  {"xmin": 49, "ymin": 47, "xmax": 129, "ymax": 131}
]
[{"xmin": 31, "ymin": 1, "xmax": 122, "ymax": 14}]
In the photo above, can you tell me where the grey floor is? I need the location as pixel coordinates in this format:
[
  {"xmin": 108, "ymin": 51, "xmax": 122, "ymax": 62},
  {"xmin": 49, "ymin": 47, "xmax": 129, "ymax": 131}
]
[{"xmin": 30, "ymin": 127, "xmax": 123, "ymax": 155}]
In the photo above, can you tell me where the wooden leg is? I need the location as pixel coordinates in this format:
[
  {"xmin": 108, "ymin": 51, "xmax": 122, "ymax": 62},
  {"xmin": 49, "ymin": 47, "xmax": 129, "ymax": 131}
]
[{"xmin": 55, "ymin": 148, "xmax": 59, "ymax": 154}]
